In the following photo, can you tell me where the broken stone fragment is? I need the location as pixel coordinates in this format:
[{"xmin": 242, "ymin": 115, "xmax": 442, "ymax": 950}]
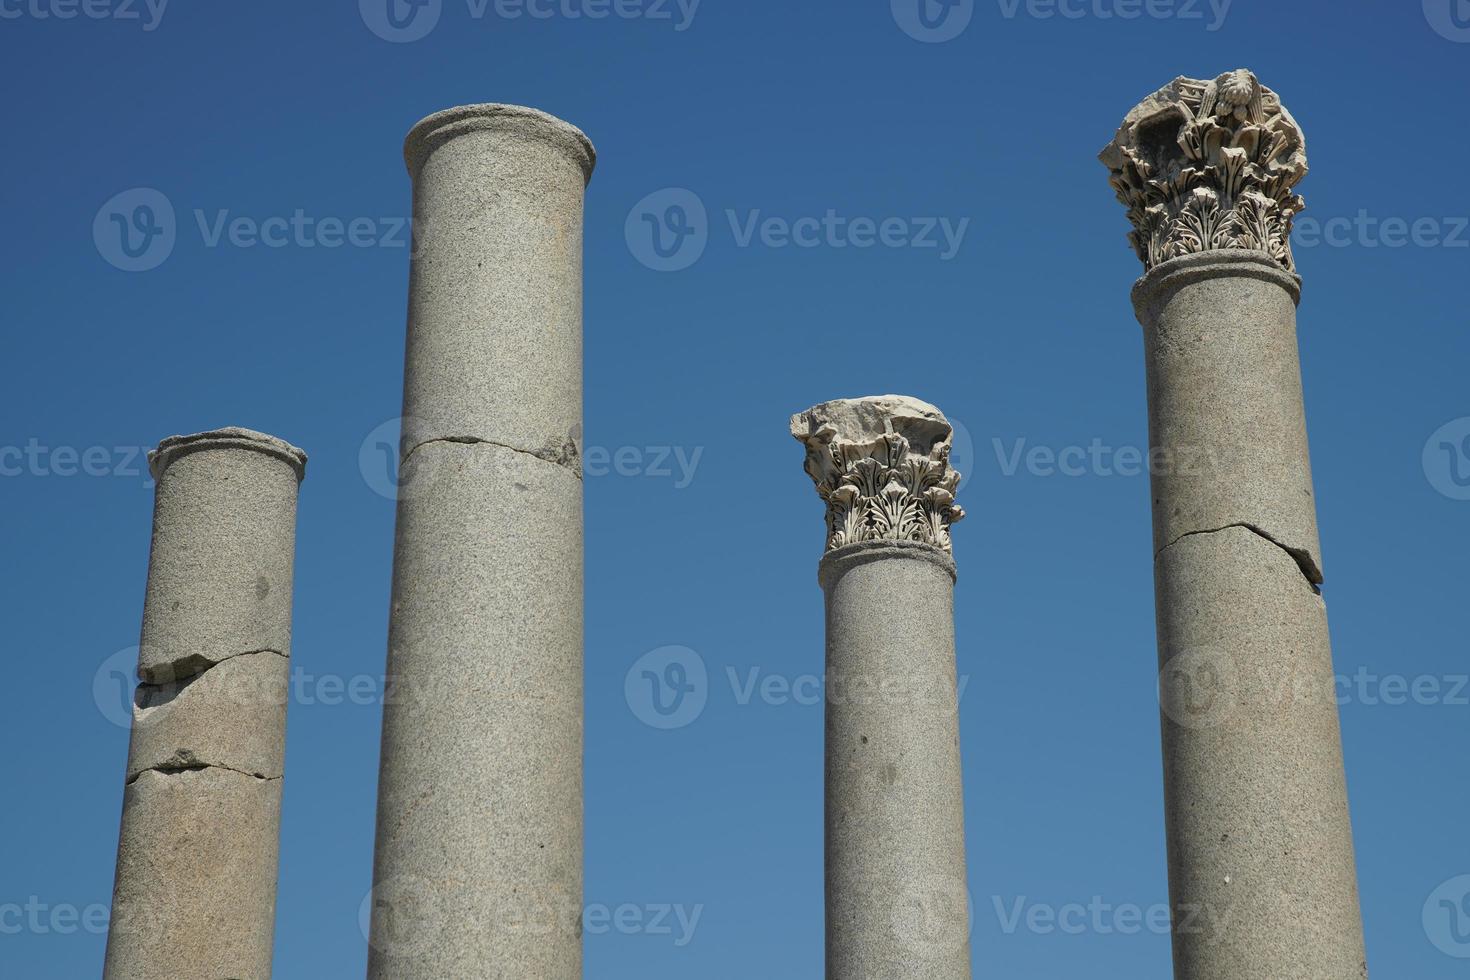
[{"xmin": 126, "ymin": 650, "xmax": 289, "ymax": 782}]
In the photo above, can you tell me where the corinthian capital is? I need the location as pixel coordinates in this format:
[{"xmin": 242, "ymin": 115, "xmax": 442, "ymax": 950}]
[
  {"xmin": 791, "ymin": 395, "xmax": 965, "ymax": 555},
  {"xmin": 1099, "ymin": 69, "xmax": 1308, "ymax": 274}
]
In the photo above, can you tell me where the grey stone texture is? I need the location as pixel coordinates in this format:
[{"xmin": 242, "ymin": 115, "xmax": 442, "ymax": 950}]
[
  {"xmin": 795, "ymin": 394, "xmax": 973, "ymax": 980},
  {"xmin": 1105, "ymin": 76, "xmax": 1366, "ymax": 972},
  {"xmin": 398, "ymin": 103, "xmax": 595, "ymax": 467},
  {"xmin": 367, "ymin": 104, "xmax": 594, "ymax": 980},
  {"xmin": 1133, "ymin": 253, "xmax": 1323, "ymax": 583},
  {"xmin": 821, "ymin": 541, "xmax": 972, "ymax": 980},
  {"xmin": 369, "ymin": 442, "xmax": 583, "ymax": 978},
  {"xmin": 105, "ymin": 769, "xmax": 283, "ymax": 980},
  {"xmin": 1155, "ymin": 526, "xmax": 1366, "ymax": 980},
  {"xmin": 105, "ymin": 429, "xmax": 304, "ymax": 980},
  {"xmin": 138, "ymin": 427, "xmax": 307, "ymax": 682},
  {"xmin": 126, "ymin": 650, "xmax": 289, "ymax": 782}
]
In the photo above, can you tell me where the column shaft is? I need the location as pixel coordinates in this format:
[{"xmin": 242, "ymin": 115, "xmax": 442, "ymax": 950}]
[
  {"xmin": 367, "ymin": 104, "xmax": 595, "ymax": 979},
  {"xmin": 1140, "ymin": 258, "xmax": 1366, "ymax": 979},
  {"xmin": 791, "ymin": 395, "xmax": 973, "ymax": 980},
  {"xmin": 104, "ymin": 428, "xmax": 305, "ymax": 980},
  {"xmin": 822, "ymin": 543, "xmax": 971, "ymax": 979},
  {"xmin": 1101, "ymin": 70, "xmax": 1367, "ymax": 979}
]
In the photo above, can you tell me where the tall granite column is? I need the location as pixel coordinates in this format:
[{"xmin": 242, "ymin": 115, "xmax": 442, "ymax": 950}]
[
  {"xmin": 104, "ymin": 428, "xmax": 306, "ymax": 980},
  {"xmin": 1101, "ymin": 72, "xmax": 1367, "ymax": 979},
  {"xmin": 367, "ymin": 105, "xmax": 595, "ymax": 979},
  {"xmin": 791, "ymin": 396, "xmax": 972, "ymax": 980}
]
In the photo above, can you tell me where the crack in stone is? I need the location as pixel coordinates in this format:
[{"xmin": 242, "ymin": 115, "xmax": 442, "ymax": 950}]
[
  {"xmin": 1158, "ymin": 521, "xmax": 1324, "ymax": 591},
  {"xmin": 402, "ymin": 435, "xmax": 583, "ymax": 478},
  {"xmin": 138, "ymin": 647, "xmax": 287, "ymax": 687},
  {"xmin": 126, "ymin": 762, "xmax": 281, "ymax": 786}
]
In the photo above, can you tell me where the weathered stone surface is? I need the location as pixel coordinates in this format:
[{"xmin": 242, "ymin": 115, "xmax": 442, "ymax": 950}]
[
  {"xmin": 1106, "ymin": 73, "xmax": 1368, "ymax": 980},
  {"xmin": 1134, "ymin": 252, "xmax": 1323, "ymax": 583},
  {"xmin": 820, "ymin": 541, "xmax": 971, "ymax": 980},
  {"xmin": 369, "ymin": 442, "xmax": 583, "ymax": 978},
  {"xmin": 139, "ymin": 428, "xmax": 306, "ymax": 682},
  {"xmin": 1155, "ymin": 526, "xmax": 1365, "ymax": 980},
  {"xmin": 398, "ymin": 103, "xmax": 595, "ymax": 470},
  {"xmin": 106, "ymin": 427, "xmax": 302, "ymax": 980},
  {"xmin": 797, "ymin": 395, "xmax": 972, "ymax": 980},
  {"xmin": 104, "ymin": 767, "xmax": 282, "ymax": 980},
  {"xmin": 370, "ymin": 103, "xmax": 591, "ymax": 978},
  {"xmin": 792, "ymin": 395, "xmax": 964, "ymax": 555},
  {"xmin": 126, "ymin": 650, "xmax": 289, "ymax": 782},
  {"xmin": 1100, "ymin": 70, "xmax": 1308, "ymax": 273}
]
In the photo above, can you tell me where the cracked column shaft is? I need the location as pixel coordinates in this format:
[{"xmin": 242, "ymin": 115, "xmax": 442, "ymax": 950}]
[
  {"xmin": 367, "ymin": 104, "xmax": 595, "ymax": 979},
  {"xmin": 792, "ymin": 396, "xmax": 973, "ymax": 980},
  {"xmin": 1102, "ymin": 72, "xmax": 1367, "ymax": 979},
  {"xmin": 104, "ymin": 428, "xmax": 306, "ymax": 980}
]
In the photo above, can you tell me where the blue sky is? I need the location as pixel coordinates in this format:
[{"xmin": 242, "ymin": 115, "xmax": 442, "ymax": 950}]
[{"xmin": 3, "ymin": 0, "xmax": 1469, "ymax": 976}]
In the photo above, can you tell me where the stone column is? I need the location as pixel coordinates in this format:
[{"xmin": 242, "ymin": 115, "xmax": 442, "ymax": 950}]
[
  {"xmin": 791, "ymin": 396, "xmax": 972, "ymax": 980},
  {"xmin": 1101, "ymin": 72, "xmax": 1368, "ymax": 979},
  {"xmin": 367, "ymin": 104, "xmax": 595, "ymax": 980},
  {"xmin": 104, "ymin": 428, "xmax": 306, "ymax": 980}
]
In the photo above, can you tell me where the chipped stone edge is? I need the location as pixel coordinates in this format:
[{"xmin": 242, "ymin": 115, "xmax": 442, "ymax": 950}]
[
  {"xmin": 148, "ymin": 427, "xmax": 308, "ymax": 482},
  {"xmin": 1157, "ymin": 522, "xmax": 1323, "ymax": 592}
]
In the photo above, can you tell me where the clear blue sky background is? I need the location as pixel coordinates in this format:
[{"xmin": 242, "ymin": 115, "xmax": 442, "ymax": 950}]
[{"xmin": 3, "ymin": 1, "xmax": 1468, "ymax": 976}]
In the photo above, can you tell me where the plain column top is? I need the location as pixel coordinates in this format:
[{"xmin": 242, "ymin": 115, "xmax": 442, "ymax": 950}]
[
  {"xmin": 403, "ymin": 103, "xmax": 597, "ymax": 184},
  {"xmin": 148, "ymin": 427, "xmax": 308, "ymax": 482}
]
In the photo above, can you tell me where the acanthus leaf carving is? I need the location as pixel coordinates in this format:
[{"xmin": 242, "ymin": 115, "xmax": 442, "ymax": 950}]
[
  {"xmin": 1099, "ymin": 69, "xmax": 1308, "ymax": 274},
  {"xmin": 792, "ymin": 396, "xmax": 965, "ymax": 555}
]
